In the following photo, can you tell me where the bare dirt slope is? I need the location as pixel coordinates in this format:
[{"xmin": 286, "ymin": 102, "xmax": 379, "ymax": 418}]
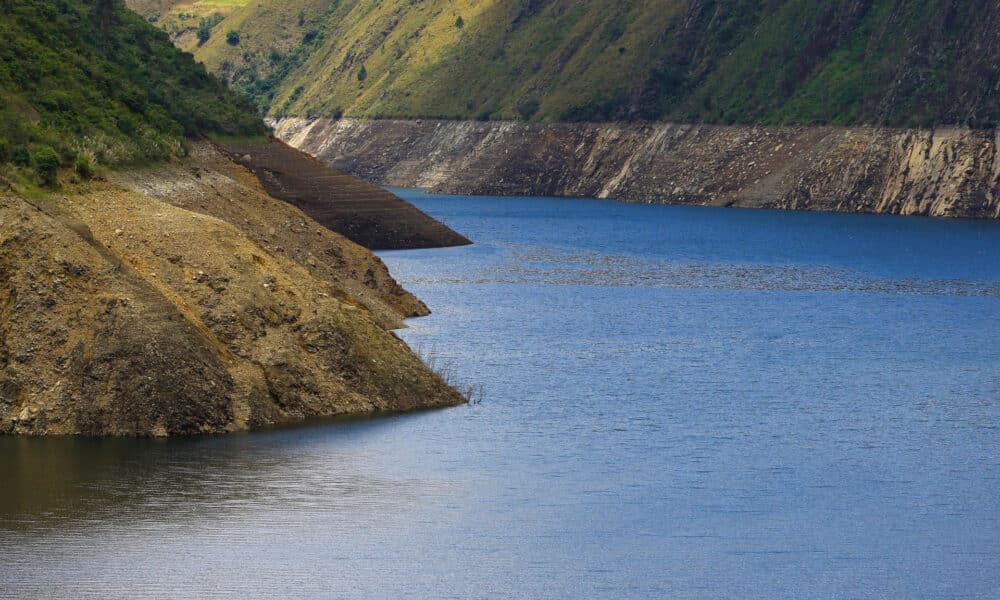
[
  {"xmin": 0, "ymin": 143, "xmax": 465, "ymax": 436},
  {"xmin": 218, "ymin": 139, "xmax": 471, "ymax": 249}
]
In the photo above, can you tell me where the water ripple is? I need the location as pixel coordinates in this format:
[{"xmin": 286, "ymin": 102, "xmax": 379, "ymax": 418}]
[{"xmin": 402, "ymin": 243, "xmax": 1000, "ymax": 297}]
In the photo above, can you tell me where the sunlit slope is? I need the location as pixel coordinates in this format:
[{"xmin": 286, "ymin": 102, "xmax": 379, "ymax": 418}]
[
  {"xmin": 136, "ymin": 0, "xmax": 1000, "ymax": 127},
  {"xmin": 276, "ymin": 0, "xmax": 688, "ymax": 123}
]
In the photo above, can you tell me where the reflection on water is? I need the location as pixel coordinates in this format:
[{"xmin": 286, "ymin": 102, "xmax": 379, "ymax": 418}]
[
  {"xmin": 1, "ymin": 417, "xmax": 461, "ymax": 599},
  {"xmin": 0, "ymin": 420, "xmax": 440, "ymax": 530},
  {"xmin": 3, "ymin": 192, "xmax": 1000, "ymax": 598}
]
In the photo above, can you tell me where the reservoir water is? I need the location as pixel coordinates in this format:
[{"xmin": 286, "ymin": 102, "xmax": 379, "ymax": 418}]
[{"xmin": 3, "ymin": 191, "xmax": 1000, "ymax": 598}]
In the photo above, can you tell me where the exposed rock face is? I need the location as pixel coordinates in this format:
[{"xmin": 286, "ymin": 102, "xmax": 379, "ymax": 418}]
[
  {"xmin": 273, "ymin": 118, "xmax": 1000, "ymax": 219},
  {"xmin": 0, "ymin": 143, "xmax": 465, "ymax": 436}
]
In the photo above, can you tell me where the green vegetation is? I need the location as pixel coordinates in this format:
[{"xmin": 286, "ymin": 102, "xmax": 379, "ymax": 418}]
[
  {"xmin": 0, "ymin": 0, "xmax": 265, "ymax": 188},
  {"xmin": 136, "ymin": 0, "xmax": 1000, "ymax": 128},
  {"xmin": 145, "ymin": 0, "xmax": 336, "ymax": 115},
  {"xmin": 196, "ymin": 14, "xmax": 223, "ymax": 46},
  {"xmin": 516, "ymin": 99, "xmax": 540, "ymax": 121},
  {"xmin": 225, "ymin": 29, "xmax": 239, "ymax": 45},
  {"xmin": 75, "ymin": 155, "xmax": 94, "ymax": 179},
  {"xmin": 31, "ymin": 146, "xmax": 61, "ymax": 186}
]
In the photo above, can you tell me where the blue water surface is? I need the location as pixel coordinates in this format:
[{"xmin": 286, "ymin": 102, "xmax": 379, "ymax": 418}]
[{"xmin": 2, "ymin": 191, "xmax": 999, "ymax": 598}]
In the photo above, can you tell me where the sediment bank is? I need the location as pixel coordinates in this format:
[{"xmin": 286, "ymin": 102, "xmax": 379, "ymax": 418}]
[{"xmin": 273, "ymin": 118, "xmax": 1000, "ymax": 219}]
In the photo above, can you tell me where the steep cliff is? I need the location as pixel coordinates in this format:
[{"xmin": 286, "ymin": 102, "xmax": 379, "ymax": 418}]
[
  {"xmin": 0, "ymin": 143, "xmax": 465, "ymax": 437},
  {"xmin": 274, "ymin": 118, "xmax": 1000, "ymax": 219}
]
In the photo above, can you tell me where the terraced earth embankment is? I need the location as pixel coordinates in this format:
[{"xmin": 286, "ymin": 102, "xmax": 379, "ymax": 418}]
[
  {"xmin": 274, "ymin": 118, "xmax": 1000, "ymax": 219},
  {"xmin": 218, "ymin": 139, "xmax": 470, "ymax": 249}
]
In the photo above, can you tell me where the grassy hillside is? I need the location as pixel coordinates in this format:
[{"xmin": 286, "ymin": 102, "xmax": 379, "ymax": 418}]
[
  {"xmin": 0, "ymin": 0, "xmax": 264, "ymax": 188},
  {"xmin": 135, "ymin": 0, "xmax": 1000, "ymax": 128}
]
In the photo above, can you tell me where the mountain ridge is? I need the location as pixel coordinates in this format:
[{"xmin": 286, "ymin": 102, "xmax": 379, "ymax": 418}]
[{"xmin": 132, "ymin": 0, "xmax": 1000, "ymax": 128}]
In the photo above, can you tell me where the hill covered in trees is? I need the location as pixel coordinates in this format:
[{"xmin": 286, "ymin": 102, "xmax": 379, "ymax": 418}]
[
  {"xmin": 0, "ymin": 0, "xmax": 264, "ymax": 186},
  {"xmin": 133, "ymin": 0, "xmax": 999, "ymax": 128}
]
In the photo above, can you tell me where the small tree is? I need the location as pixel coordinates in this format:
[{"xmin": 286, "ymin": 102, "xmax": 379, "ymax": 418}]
[
  {"xmin": 75, "ymin": 155, "xmax": 94, "ymax": 180},
  {"xmin": 32, "ymin": 145, "xmax": 61, "ymax": 186},
  {"xmin": 357, "ymin": 65, "xmax": 367, "ymax": 81},
  {"xmin": 517, "ymin": 99, "xmax": 540, "ymax": 120},
  {"xmin": 455, "ymin": 15, "xmax": 464, "ymax": 28},
  {"xmin": 12, "ymin": 147, "xmax": 31, "ymax": 167},
  {"xmin": 226, "ymin": 30, "xmax": 240, "ymax": 45},
  {"xmin": 197, "ymin": 19, "xmax": 212, "ymax": 46}
]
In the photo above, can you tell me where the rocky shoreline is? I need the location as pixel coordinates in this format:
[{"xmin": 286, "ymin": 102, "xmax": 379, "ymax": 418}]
[{"xmin": 272, "ymin": 118, "xmax": 1000, "ymax": 219}]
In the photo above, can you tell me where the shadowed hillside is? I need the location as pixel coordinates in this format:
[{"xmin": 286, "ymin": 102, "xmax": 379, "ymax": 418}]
[{"xmin": 218, "ymin": 139, "xmax": 471, "ymax": 249}]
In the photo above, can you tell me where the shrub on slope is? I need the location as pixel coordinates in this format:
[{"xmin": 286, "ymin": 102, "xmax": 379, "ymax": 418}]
[{"xmin": 0, "ymin": 0, "xmax": 265, "ymax": 185}]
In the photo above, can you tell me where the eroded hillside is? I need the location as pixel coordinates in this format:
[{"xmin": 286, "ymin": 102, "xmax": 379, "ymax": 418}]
[
  {"xmin": 0, "ymin": 0, "xmax": 471, "ymax": 437},
  {"xmin": 275, "ymin": 118, "xmax": 1000, "ymax": 219},
  {"xmin": 0, "ymin": 143, "xmax": 465, "ymax": 436}
]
